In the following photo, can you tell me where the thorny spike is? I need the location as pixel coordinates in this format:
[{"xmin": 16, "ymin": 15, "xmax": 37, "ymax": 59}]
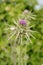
[
  {"xmin": 8, "ymin": 31, "xmax": 16, "ymax": 40},
  {"xmin": 26, "ymin": 33, "xmax": 32, "ymax": 43}
]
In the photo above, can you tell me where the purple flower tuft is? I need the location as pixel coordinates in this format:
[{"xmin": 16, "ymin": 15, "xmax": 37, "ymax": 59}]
[{"xmin": 19, "ymin": 20, "xmax": 26, "ymax": 25}]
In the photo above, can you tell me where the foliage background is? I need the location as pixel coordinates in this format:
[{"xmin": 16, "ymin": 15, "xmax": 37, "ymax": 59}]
[{"xmin": 0, "ymin": 0, "xmax": 43, "ymax": 65}]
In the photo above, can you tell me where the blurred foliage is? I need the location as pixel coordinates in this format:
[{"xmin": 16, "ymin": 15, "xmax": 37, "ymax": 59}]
[{"xmin": 0, "ymin": 0, "xmax": 43, "ymax": 65}]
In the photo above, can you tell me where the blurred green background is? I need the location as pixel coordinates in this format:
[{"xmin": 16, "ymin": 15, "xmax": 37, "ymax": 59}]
[{"xmin": 0, "ymin": 0, "xmax": 43, "ymax": 65}]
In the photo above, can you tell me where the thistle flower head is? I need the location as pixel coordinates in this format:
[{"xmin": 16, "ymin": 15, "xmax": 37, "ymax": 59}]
[
  {"xmin": 23, "ymin": 9, "xmax": 28, "ymax": 14},
  {"xmin": 19, "ymin": 19, "xmax": 26, "ymax": 25},
  {"xmin": 6, "ymin": 11, "xmax": 36, "ymax": 44}
]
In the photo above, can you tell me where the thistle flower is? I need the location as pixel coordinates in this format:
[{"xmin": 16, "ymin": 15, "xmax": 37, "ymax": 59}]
[
  {"xmin": 5, "ymin": 10, "xmax": 36, "ymax": 44},
  {"xmin": 19, "ymin": 19, "xmax": 26, "ymax": 25},
  {"xmin": 6, "ymin": 19, "xmax": 36, "ymax": 44},
  {"xmin": 23, "ymin": 9, "xmax": 28, "ymax": 14}
]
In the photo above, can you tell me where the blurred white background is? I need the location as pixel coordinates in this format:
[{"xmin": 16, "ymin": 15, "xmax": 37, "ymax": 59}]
[
  {"xmin": 34, "ymin": 0, "xmax": 43, "ymax": 10},
  {"xmin": 37, "ymin": 0, "xmax": 43, "ymax": 5}
]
